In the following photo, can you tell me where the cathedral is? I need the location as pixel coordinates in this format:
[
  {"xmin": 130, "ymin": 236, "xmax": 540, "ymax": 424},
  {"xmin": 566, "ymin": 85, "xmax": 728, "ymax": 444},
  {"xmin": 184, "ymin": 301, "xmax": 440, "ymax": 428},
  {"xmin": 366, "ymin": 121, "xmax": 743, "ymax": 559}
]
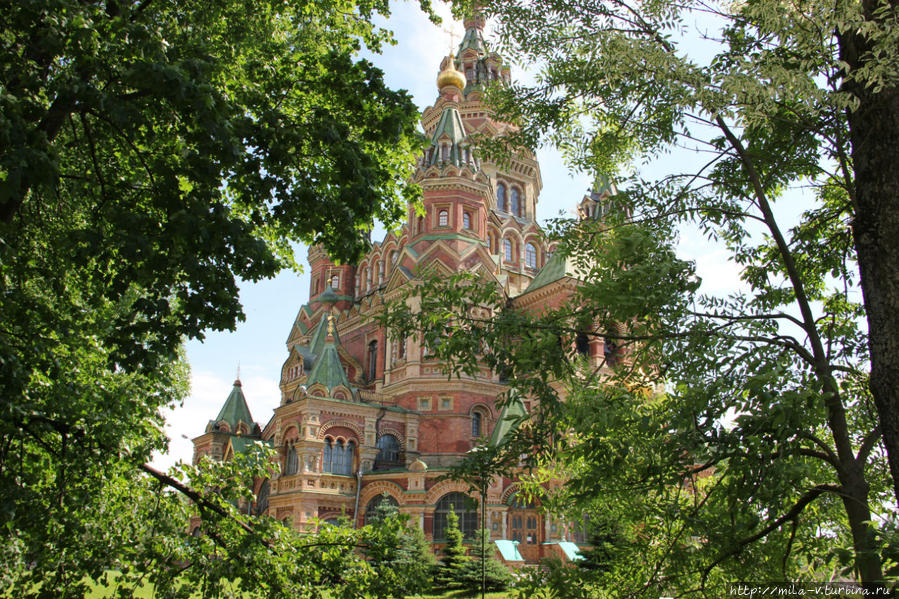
[{"xmin": 191, "ymin": 13, "xmax": 615, "ymax": 565}]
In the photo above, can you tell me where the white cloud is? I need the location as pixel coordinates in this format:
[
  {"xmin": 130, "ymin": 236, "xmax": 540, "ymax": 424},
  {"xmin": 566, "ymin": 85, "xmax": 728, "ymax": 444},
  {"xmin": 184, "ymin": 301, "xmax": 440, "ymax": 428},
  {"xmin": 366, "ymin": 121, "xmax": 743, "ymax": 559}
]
[{"xmin": 151, "ymin": 369, "xmax": 281, "ymax": 471}]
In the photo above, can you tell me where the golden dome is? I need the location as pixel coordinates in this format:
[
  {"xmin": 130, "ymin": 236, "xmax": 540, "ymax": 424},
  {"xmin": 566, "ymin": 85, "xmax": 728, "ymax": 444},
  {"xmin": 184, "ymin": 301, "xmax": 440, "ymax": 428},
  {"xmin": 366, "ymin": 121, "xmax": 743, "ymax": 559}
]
[{"xmin": 437, "ymin": 57, "xmax": 466, "ymax": 91}]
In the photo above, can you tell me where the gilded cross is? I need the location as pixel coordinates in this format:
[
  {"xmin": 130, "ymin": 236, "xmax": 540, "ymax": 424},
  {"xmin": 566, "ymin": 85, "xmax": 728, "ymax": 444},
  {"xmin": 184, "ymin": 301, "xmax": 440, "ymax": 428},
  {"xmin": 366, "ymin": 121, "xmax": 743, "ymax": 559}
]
[{"xmin": 441, "ymin": 23, "xmax": 461, "ymax": 55}]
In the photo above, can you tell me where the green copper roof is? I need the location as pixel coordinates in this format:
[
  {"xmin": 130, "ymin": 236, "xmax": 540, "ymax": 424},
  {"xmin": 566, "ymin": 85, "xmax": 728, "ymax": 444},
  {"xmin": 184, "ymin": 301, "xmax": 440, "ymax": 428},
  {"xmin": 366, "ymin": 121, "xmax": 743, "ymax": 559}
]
[
  {"xmin": 432, "ymin": 106, "xmax": 466, "ymax": 145},
  {"xmin": 229, "ymin": 436, "xmax": 272, "ymax": 455},
  {"xmin": 215, "ymin": 380, "xmax": 255, "ymax": 430},
  {"xmin": 489, "ymin": 391, "xmax": 528, "ymax": 448},
  {"xmin": 592, "ymin": 174, "xmax": 617, "ymax": 197},
  {"xmin": 425, "ymin": 105, "xmax": 469, "ymax": 168},
  {"xmin": 308, "ymin": 315, "xmax": 333, "ymax": 357},
  {"xmin": 458, "ymin": 26, "xmax": 487, "ymax": 56},
  {"xmin": 523, "ymin": 250, "xmax": 578, "ymax": 294},
  {"xmin": 306, "ymin": 316, "xmax": 352, "ymax": 391}
]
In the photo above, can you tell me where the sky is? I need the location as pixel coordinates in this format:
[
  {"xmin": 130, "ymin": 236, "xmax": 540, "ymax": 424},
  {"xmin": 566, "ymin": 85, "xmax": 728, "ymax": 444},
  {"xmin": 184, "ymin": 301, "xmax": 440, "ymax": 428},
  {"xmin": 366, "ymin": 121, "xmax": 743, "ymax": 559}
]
[{"xmin": 152, "ymin": 1, "xmax": 740, "ymax": 470}]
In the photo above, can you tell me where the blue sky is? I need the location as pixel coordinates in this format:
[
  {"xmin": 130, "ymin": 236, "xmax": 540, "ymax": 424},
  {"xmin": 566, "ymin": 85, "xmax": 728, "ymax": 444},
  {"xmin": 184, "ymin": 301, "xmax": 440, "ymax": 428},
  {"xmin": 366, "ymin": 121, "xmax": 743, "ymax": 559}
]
[{"xmin": 153, "ymin": 1, "xmax": 741, "ymax": 469}]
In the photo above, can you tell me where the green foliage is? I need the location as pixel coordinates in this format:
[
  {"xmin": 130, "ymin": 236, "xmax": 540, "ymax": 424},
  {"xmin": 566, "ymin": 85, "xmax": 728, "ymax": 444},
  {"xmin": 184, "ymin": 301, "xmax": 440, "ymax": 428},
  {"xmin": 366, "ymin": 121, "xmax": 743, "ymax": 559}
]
[
  {"xmin": 0, "ymin": 0, "xmax": 438, "ymax": 595},
  {"xmin": 433, "ymin": 508, "xmax": 471, "ymax": 590},
  {"xmin": 361, "ymin": 496, "xmax": 436, "ymax": 598},
  {"xmin": 458, "ymin": 529, "xmax": 513, "ymax": 594}
]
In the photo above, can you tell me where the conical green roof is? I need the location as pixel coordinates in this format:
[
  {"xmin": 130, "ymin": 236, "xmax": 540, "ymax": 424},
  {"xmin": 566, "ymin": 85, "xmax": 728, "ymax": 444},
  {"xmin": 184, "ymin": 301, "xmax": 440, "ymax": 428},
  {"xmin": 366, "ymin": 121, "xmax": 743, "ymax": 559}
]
[
  {"xmin": 489, "ymin": 391, "xmax": 528, "ymax": 448},
  {"xmin": 425, "ymin": 105, "xmax": 469, "ymax": 168},
  {"xmin": 306, "ymin": 316, "xmax": 352, "ymax": 391},
  {"xmin": 458, "ymin": 26, "xmax": 487, "ymax": 56},
  {"xmin": 215, "ymin": 380, "xmax": 255, "ymax": 430}
]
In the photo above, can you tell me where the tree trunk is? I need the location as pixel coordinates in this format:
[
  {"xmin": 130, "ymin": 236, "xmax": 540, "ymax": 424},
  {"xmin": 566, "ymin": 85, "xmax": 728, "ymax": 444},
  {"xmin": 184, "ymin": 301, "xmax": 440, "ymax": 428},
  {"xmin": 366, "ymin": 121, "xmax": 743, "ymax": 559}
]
[
  {"xmin": 841, "ymin": 4, "xmax": 899, "ymax": 507},
  {"xmin": 840, "ymin": 463, "xmax": 887, "ymax": 590}
]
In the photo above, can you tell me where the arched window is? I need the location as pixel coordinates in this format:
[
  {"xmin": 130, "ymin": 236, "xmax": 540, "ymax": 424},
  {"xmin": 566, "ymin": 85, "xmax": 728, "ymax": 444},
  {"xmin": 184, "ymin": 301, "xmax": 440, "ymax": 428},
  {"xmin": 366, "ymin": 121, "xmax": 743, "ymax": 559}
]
[
  {"xmin": 575, "ymin": 332, "xmax": 590, "ymax": 356},
  {"xmin": 525, "ymin": 243, "xmax": 537, "ymax": 268},
  {"xmin": 284, "ymin": 445, "xmax": 298, "ymax": 475},
  {"xmin": 324, "ymin": 439, "xmax": 354, "ymax": 475},
  {"xmin": 330, "ymin": 274, "xmax": 339, "ymax": 289},
  {"xmin": 438, "ymin": 210, "xmax": 448, "ymax": 227},
  {"xmin": 497, "ymin": 183, "xmax": 507, "ymax": 211},
  {"xmin": 471, "ymin": 411, "xmax": 483, "ymax": 438},
  {"xmin": 503, "ymin": 239, "xmax": 513, "ymax": 262},
  {"xmin": 323, "ymin": 438, "xmax": 334, "ymax": 472},
  {"xmin": 365, "ymin": 494, "xmax": 399, "ymax": 525},
  {"xmin": 511, "ymin": 187, "xmax": 521, "ymax": 216},
  {"xmin": 391, "ymin": 250, "xmax": 399, "ymax": 265},
  {"xmin": 368, "ymin": 340, "xmax": 378, "ymax": 380},
  {"xmin": 255, "ymin": 479, "xmax": 270, "ymax": 516},
  {"xmin": 463, "ymin": 212, "xmax": 471, "ymax": 230},
  {"xmin": 417, "ymin": 216, "xmax": 424, "ymax": 234},
  {"xmin": 375, "ymin": 434, "xmax": 402, "ymax": 470},
  {"xmin": 343, "ymin": 441, "xmax": 356, "ymax": 475},
  {"xmin": 378, "ymin": 261, "xmax": 385, "ymax": 284},
  {"xmin": 434, "ymin": 492, "xmax": 477, "ymax": 541},
  {"xmin": 441, "ymin": 144, "xmax": 449, "ymax": 161}
]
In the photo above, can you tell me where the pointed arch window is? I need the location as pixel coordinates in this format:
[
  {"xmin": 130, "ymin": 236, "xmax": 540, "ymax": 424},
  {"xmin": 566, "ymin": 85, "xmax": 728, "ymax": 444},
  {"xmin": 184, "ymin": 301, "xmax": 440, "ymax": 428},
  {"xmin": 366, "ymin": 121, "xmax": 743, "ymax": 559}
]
[
  {"xmin": 497, "ymin": 183, "xmax": 507, "ymax": 211},
  {"xmin": 525, "ymin": 243, "xmax": 537, "ymax": 269},
  {"xmin": 511, "ymin": 187, "xmax": 521, "ymax": 216}
]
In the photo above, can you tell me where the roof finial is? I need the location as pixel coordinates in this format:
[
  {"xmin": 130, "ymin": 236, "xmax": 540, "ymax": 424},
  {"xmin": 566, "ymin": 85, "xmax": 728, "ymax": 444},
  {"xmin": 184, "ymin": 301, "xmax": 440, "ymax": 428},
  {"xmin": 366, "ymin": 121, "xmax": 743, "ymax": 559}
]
[
  {"xmin": 235, "ymin": 362, "xmax": 241, "ymax": 386},
  {"xmin": 441, "ymin": 23, "xmax": 461, "ymax": 55}
]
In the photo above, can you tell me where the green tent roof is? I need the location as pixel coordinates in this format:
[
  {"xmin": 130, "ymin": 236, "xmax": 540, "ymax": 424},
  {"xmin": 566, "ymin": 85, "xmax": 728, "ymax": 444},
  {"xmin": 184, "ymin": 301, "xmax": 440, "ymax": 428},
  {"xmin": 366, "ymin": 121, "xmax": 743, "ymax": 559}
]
[
  {"xmin": 458, "ymin": 26, "xmax": 487, "ymax": 56},
  {"xmin": 424, "ymin": 105, "xmax": 470, "ymax": 168},
  {"xmin": 215, "ymin": 380, "xmax": 255, "ymax": 430},
  {"xmin": 488, "ymin": 391, "xmax": 528, "ymax": 448},
  {"xmin": 306, "ymin": 316, "xmax": 352, "ymax": 391},
  {"xmin": 229, "ymin": 436, "xmax": 272, "ymax": 455}
]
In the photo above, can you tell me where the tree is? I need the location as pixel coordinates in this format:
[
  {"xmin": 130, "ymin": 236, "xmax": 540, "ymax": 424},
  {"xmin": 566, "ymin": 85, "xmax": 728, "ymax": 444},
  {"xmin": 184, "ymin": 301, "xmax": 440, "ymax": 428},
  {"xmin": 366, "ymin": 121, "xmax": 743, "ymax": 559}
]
[
  {"xmin": 459, "ymin": 528, "xmax": 513, "ymax": 595},
  {"xmin": 0, "ymin": 0, "xmax": 434, "ymax": 595},
  {"xmin": 381, "ymin": 197, "xmax": 892, "ymax": 595},
  {"xmin": 361, "ymin": 495, "xmax": 436, "ymax": 598},
  {"xmin": 454, "ymin": 0, "xmax": 899, "ymax": 509},
  {"xmin": 434, "ymin": 507, "xmax": 471, "ymax": 590}
]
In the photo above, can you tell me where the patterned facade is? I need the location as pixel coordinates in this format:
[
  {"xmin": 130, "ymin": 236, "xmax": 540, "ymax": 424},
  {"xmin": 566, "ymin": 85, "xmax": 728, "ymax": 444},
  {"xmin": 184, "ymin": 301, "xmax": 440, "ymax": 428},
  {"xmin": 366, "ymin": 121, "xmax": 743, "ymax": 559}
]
[{"xmin": 192, "ymin": 14, "xmax": 618, "ymax": 564}]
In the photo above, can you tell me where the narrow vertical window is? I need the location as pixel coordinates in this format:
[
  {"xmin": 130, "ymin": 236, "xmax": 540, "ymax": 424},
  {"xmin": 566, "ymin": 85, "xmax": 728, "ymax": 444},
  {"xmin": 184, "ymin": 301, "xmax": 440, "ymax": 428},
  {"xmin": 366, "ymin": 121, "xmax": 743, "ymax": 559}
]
[
  {"xmin": 526, "ymin": 243, "xmax": 537, "ymax": 268},
  {"xmin": 330, "ymin": 274, "xmax": 339, "ymax": 289},
  {"xmin": 503, "ymin": 239, "xmax": 513, "ymax": 262},
  {"xmin": 368, "ymin": 340, "xmax": 378, "ymax": 381},
  {"xmin": 472, "ymin": 411, "xmax": 482, "ymax": 437},
  {"xmin": 463, "ymin": 212, "xmax": 471, "ymax": 229},
  {"xmin": 323, "ymin": 439, "xmax": 333, "ymax": 472},
  {"xmin": 511, "ymin": 187, "xmax": 521, "ymax": 216},
  {"xmin": 497, "ymin": 183, "xmax": 506, "ymax": 212},
  {"xmin": 438, "ymin": 210, "xmax": 448, "ymax": 227}
]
